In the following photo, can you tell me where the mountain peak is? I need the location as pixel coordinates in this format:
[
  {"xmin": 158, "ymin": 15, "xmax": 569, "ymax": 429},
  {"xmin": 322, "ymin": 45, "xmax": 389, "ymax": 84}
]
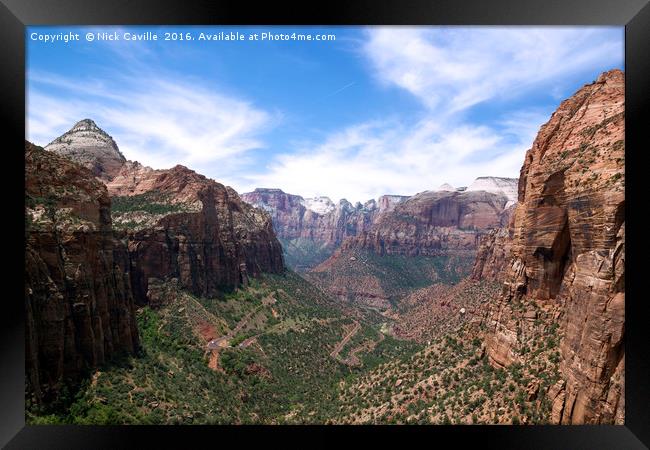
[
  {"xmin": 302, "ymin": 196, "xmax": 335, "ymax": 215},
  {"xmin": 71, "ymin": 118, "xmax": 101, "ymax": 132},
  {"xmin": 45, "ymin": 119, "xmax": 126, "ymax": 181}
]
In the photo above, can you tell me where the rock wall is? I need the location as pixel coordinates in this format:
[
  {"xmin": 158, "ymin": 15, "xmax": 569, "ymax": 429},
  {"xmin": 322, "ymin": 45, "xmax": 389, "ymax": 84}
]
[
  {"xmin": 470, "ymin": 204, "xmax": 517, "ymax": 281},
  {"xmin": 241, "ymin": 188, "xmax": 390, "ymax": 248},
  {"xmin": 241, "ymin": 188, "xmax": 402, "ymax": 270},
  {"xmin": 341, "ymin": 189, "xmax": 511, "ymax": 257},
  {"xmin": 26, "ymin": 131, "xmax": 286, "ymax": 403},
  {"xmin": 480, "ymin": 69, "xmax": 625, "ymax": 424},
  {"xmin": 108, "ymin": 166, "xmax": 285, "ymax": 303},
  {"xmin": 25, "ymin": 142, "xmax": 139, "ymax": 402}
]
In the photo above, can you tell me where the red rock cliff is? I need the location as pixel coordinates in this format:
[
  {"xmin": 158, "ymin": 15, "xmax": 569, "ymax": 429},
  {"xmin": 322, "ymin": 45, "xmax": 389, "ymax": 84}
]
[
  {"xmin": 44, "ymin": 119, "xmax": 285, "ymax": 304},
  {"xmin": 108, "ymin": 165, "xmax": 285, "ymax": 303},
  {"xmin": 481, "ymin": 69, "xmax": 625, "ymax": 424},
  {"xmin": 25, "ymin": 142, "xmax": 140, "ymax": 403},
  {"xmin": 241, "ymin": 188, "xmax": 387, "ymax": 247},
  {"xmin": 342, "ymin": 189, "xmax": 512, "ymax": 257}
]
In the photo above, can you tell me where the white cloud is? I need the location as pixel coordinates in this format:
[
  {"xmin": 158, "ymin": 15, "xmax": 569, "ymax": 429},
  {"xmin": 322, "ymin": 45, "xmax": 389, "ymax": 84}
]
[
  {"xmin": 362, "ymin": 27, "xmax": 623, "ymax": 113},
  {"xmin": 27, "ymin": 27, "xmax": 622, "ymax": 203},
  {"xmin": 236, "ymin": 27, "xmax": 621, "ymax": 202},
  {"xmin": 240, "ymin": 115, "xmax": 532, "ymax": 203},
  {"xmin": 27, "ymin": 72, "xmax": 275, "ymax": 172}
]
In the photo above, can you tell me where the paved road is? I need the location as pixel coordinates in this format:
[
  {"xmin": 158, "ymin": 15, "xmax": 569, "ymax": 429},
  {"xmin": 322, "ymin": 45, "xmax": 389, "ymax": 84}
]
[
  {"xmin": 206, "ymin": 305, "xmax": 265, "ymax": 350},
  {"xmin": 330, "ymin": 321, "xmax": 361, "ymax": 359}
]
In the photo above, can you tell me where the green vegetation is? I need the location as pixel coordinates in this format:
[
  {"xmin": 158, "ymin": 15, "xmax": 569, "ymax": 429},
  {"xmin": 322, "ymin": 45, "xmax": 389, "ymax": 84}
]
[
  {"xmin": 110, "ymin": 190, "xmax": 198, "ymax": 231},
  {"xmin": 333, "ymin": 299, "xmax": 562, "ymax": 425},
  {"xmin": 309, "ymin": 249, "xmax": 474, "ymax": 310},
  {"xmin": 111, "ymin": 191, "xmax": 188, "ymax": 216},
  {"xmin": 27, "ymin": 271, "xmax": 423, "ymax": 424}
]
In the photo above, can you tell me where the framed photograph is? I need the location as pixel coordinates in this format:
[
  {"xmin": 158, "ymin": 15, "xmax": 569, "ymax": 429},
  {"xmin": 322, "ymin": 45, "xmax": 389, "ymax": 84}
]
[{"xmin": 3, "ymin": 0, "xmax": 649, "ymax": 447}]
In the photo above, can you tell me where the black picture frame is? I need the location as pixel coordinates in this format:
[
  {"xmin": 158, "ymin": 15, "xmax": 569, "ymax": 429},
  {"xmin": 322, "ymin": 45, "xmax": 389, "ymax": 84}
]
[{"xmin": 2, "ymin": 0, "xmax": 649, "ymax": 448}]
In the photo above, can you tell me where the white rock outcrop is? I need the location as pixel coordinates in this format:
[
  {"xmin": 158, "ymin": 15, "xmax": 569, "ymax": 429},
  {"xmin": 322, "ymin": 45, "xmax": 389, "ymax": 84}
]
[{"xmin": 466, "ymin": 176, "xmax": 518, "ymax": 203}]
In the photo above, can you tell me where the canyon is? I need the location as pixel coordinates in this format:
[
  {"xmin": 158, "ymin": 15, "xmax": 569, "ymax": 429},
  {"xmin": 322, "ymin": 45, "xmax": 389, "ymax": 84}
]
[
  {"xmin": 25, "ymin": 68, "xmax": 625, "ymax": 426},
  {"xmin": 241, "ymin": 178, "xmax": 518, "ymax": 280},
  {"xmin": 44, "ymin": 119, "xmax": 285, "ymax": 303},
  {"xmin": 303, "ymin": 186, "xmax": 515, "ymax": 310},
  {"xmin": 26, "ymin": 120, "xmax": 285, "ymax": 401},
  {"xmin": 240, "ymin": 188, "xmax": 410, "ymax": 270}
]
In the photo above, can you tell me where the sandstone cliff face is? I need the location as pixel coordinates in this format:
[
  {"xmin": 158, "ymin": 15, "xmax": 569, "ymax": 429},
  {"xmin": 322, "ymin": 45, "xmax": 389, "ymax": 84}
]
[
  {"xmin": 341, "ymin": 189, "xmax": 511, "ymax": 257},
  {"xmin": 108, "ymin": 165, "xmax": 284, "ymax": 303},
  {"xmin": 470, "ymin": 228, "xmax": 514, "ymax": 282},
  {"xmin": 25, "ymin": 142, "xmax": 139, "ymax": 402},
  {"xmin": 307, "ymin": 189, "xmax": 511, "ymax": 311},
  {"xmin": 45, "ymin": 119, "xmax": 126, "ymax": 181},
  {"xmin": 470, "ymin": 204, "xmax": 517, "ymax": 281},
  {"xmin": 44, "ymin": 119, "xmax": 285, "ymax": 304},
  {"xmin": 241, "ymin": 188, "xmax": 389, "ymax": 246},
  {"xmin": 27, "ymin": 119, "xmax": 287, "ymax": 403},
  {"xmin": 243, "ymin": 185, "xmax": 512, "ymax": 272},
  {"xmin": 466, "ymin": 177, "xmax": 519, "ymax": 206},
  {"xmin": 241, "ymin": 188, "xmax": 402, "ymax": 270},
  {"xmin": 481, "ymin": 69, "xmax": 625, "ymax": 424}
]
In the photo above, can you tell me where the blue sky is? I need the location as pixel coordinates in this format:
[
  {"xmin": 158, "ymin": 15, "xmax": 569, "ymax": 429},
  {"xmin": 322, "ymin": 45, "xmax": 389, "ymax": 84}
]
[{"xmin": 27, "ymin": 26, "xmax": 623, "ymax": 203}]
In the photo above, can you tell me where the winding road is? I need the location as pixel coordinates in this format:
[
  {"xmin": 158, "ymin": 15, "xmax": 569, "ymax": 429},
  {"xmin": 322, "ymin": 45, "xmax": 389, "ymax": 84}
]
[{"xmin": 330, "ymin": 321, "xmax": 361, "ymax": 359}]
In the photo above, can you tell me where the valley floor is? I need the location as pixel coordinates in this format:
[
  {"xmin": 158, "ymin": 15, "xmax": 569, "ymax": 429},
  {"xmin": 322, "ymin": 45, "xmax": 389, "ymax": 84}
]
[{"xmin": 26, "ymin": 270, "xmax": 559, "ymax": 425}]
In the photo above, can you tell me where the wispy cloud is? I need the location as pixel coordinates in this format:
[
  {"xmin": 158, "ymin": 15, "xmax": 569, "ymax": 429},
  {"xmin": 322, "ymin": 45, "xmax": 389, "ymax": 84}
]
[
  {"xmin": 27, "ymin": 27, "xmax": 622, "ymax": 202},
  {"xmin": 27, "ymin": 71, "xmax": 276, "ymax": 173},
  {"xmin": 324, "ymin": 81, "xmax": 356, "ymax": 99},
  {"xmin": 237, "ymin": 27, "xmax": 620, "ymax": 202},
  {"xmin": 362, "ymin": 27, "xmax": 623, "ymax": 113},
  {"xmin": 239, "ymin": 114, "xmax": 535, "ymax": 202}
]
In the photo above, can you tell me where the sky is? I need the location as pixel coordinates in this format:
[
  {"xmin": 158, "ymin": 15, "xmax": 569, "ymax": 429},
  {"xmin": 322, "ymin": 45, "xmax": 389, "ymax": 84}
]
[{"xmin": 26, "ymin": 26, "xmax": 624, "ymax": 203}]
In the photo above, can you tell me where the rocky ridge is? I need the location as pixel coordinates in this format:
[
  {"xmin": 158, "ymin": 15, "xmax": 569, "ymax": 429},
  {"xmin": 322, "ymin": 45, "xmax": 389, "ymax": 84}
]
[
  {"xmin": 27, "ymin": 118, "xmax": 287, "ymax": 403},
  {"xmin": 466, "ymin": 177, "xmax": 518, "ymax": 206},
  {"xmin": 44, "ymin": 120, "xmax": 285, "ymax": 303},
  {"xmin": 336, "ymin": 189, "xmax": 513, "ymax": 257},
  {"xmin": 241, "ymin": 188, "xmax": 409, "ymax": 270},
  {"xmin": 110, "ymin": 165, "xmax": 285, "ymax": 303},
  {"xmin": 306, "ymin": 188, "xmax": 513, "ymax": 312}
]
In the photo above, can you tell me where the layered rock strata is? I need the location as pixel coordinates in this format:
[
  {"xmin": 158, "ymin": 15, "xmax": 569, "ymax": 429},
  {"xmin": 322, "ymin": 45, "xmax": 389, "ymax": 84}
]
[
  {"xmin": 241, "ymin": 188, "xmax": 406, "ymax": 248},
  {"xmin": 107, "ymin": 163, "xmax": 285, "ymax": 303},
  {"xmin": 45, "ymin": 119, "xmax": 126, "ymax": 181},
  {"xmin": 43, "ymin": 120, "xmax": 285, "ymax": 304},
  {"xmin": 25, "ymin": 141, "xmax": 139, "ymax": 402},
  {"xmin": 480, "ymin": 69, "xmax": 625, "ymax": 424},
  {"xmin": 340, "ymin": 190, "xmax": 512, "ymax": 257},
  {"xmin": 241, "ymin": 188, "xmax": 409, "ymax": 269}
]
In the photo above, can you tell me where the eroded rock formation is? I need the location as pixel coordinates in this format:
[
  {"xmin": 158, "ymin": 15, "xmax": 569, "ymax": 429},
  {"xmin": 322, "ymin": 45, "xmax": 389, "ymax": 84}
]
[
  {"xmin": 242, "ymin": 188, "xmax": 401, "ymax": 246},
  {"xmin": 116, "ymin": 169, "xmax": 285, "ymax": 302},
  {"xmin": 480, "ymin": 69, "xmax": 625, "ymax": 424},
  {"xmin": 241, "ymin": 188, "xmax": 407, "ymax": 269},
  {"xmin": 470, "ymin": 208, "xmax": 516, "ymax": 282},
  {"xmin": 45, "ymin": 119, "xmax": 126, "ymax": 181},
  {"xmin": 25, "ymin": 141, "xmax": 139, "ymax": 402},
  {"xmin": 44, "ymin": 120, "xmax": 285, "ymax": 304},
  {"xmin": 26, "ymin": 120, "xmax": 286, "ymax": 402},
  {"xmin": 306, "ymin": 188, "xmax": 513, "ymax": 310},
  {"xmin": 340, "ymin": 189, "xmax": 512, "ymax": 257}
]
